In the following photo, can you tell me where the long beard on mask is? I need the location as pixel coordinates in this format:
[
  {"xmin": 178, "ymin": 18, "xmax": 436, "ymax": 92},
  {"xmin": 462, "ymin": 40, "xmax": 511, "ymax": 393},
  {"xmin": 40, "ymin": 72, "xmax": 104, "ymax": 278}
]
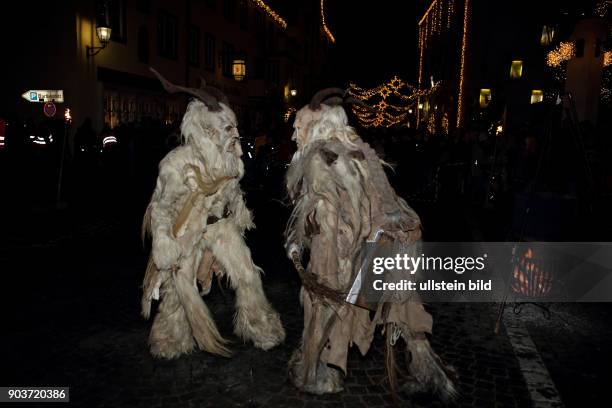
[{"xmin": 191, "ymin": 131, "xmax": 244, "ymax": 182}]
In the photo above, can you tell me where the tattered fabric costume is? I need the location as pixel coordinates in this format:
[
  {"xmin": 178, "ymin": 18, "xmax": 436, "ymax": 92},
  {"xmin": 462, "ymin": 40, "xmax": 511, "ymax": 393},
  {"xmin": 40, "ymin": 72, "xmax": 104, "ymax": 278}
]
[
  {"xmin": 141, "ymin": 68, "xmax": 285, "ymax": 359},
  {"xmin": 285, "ymin": 89, "xmax": 456, "ymax": 400}
]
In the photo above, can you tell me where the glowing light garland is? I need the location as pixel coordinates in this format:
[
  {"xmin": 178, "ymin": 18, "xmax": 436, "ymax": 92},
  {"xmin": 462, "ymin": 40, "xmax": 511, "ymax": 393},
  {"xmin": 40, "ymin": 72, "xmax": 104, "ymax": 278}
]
[
  {"xmin": 456, "ymin": 0, "xmax": 470, "ymax": 128},
  {"xmin": 348, "ymin": 76, "xmax": 440, "ymax": 128},
  {"xmin": 320, "ymin": 0, "xmax": 336, "ymax": 44},
  {"xmin": 249, "ymin": 0, "xmax": 287, "ymax": 29},
  {"xmin": 417, "ymin": 0, "xmax": 458, "ymax": 126},
  {"xmin": 595, "ymin": 1, "xmax": 609, "ymax": 18},
  {"xmin": 546, "ymin": 42, "xmax": 575, "ymax": 68},
  {"xmin": 604, "ymin": 51, "xmax": 612, "ymax": 68}
]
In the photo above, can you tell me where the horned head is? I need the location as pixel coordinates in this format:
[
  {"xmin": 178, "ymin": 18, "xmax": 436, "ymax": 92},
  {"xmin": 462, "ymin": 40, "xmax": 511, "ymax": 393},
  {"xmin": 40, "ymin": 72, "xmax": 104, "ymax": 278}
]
[{"xmin": 150, "ymin": 67, "xmax": 229, "ymax": 111}]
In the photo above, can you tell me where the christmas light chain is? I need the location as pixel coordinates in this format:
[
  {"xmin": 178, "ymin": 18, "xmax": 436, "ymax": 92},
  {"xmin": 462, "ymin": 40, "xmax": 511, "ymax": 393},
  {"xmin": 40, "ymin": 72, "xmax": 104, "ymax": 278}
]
[
  {"xmin": 320, "ymin": 0, "xmax": 336, "ymax": 44},
  {"xmin": 249, "ymin": 0, "xmax": 287, "ymax": 29},
  {"xmin": 348, "ymin": 76, "xmax": 440, "ymax": 128}
]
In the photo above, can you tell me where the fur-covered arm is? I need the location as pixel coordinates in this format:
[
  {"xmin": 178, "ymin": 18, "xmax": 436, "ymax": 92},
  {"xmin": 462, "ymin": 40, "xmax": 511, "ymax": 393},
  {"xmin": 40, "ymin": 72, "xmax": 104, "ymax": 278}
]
[
  {"xmin": 230, "ymin": 189, "xmax": 255, "ymax": 232},
  {"xmin": 150, "ymin": 163, "xmax": 185, "ymax": 270}
]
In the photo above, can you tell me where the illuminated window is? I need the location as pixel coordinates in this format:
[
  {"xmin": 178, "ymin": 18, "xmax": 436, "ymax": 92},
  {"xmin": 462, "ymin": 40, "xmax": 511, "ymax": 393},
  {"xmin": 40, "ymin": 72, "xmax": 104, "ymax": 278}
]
[
  {"xmin": 510, "ymin": 60, "xmax": 523, "ymax": 79},
  {"xmin": 540, "ymin": 25, "xmax": 555, "ymax": 46},
  {"xmin": 531, "ymin": 90, "xmax": 544, "ymax": 104},
  {"xmin": 479, "ymin": 89, "xmax": 492, "ymax": 108}
]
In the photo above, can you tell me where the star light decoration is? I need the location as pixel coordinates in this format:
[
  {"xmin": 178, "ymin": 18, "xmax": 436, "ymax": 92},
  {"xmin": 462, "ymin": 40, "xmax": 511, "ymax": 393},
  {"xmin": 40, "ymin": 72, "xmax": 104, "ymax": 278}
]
[
  {"xmin": 348, "ymin": 76, "xmax": 440, "ymax": 128},
  {"xmin": 249, "ymin": 0, "xmax": 287, "ymax": 29}
]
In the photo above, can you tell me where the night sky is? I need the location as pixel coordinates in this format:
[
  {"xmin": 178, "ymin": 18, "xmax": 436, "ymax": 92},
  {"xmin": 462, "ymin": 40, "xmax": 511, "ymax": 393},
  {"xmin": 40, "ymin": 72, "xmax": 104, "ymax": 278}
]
[{"xmin": 325, "ymin": 0, "xmax": 421, "ymax": 87}]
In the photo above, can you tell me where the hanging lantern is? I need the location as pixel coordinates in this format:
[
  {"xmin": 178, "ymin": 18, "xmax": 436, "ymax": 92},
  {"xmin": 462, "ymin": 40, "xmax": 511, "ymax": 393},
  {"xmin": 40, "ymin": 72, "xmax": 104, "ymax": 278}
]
[{"xmin": 232, "ymin": 59, "xmax": 246, "ymax": 81}]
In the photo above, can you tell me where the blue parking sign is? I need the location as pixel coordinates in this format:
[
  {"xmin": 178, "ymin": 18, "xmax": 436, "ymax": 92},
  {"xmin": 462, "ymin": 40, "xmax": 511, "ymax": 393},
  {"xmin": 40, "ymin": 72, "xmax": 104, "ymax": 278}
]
[{"xmin": 30, "ymin": 92, "xmax": 37, "ymax": 101}]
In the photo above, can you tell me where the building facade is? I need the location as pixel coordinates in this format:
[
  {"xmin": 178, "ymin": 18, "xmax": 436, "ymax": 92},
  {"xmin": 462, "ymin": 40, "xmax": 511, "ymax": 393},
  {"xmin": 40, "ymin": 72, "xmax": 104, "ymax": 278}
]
[
  {"xmin": 415, "ymin": 0, "xmax": 610, "ymax": 134},
  {"xmin": 2, "ymin": 0, "xmax": 332, "ymax": 146}
]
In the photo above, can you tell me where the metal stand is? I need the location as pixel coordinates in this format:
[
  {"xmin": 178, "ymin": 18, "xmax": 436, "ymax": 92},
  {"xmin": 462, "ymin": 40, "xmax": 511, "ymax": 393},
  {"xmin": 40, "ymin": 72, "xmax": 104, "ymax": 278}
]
[{"xmin": 495, "ymin": 92, "xmax": 590, "ymax": 334}]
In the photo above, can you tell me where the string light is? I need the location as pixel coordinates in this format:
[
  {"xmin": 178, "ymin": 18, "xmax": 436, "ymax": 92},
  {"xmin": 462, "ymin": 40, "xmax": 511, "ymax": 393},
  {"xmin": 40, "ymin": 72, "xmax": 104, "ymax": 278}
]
[
  {"xmin": 441, "ymin": 111, "xmax": 449, "ymax": 134},
  {"xmin": 320, "ymin": 0, "xmax": 336, "ymax": 43},
  {"xmin": 456, "ymin": 0, "xmax": 470, "ymax": 129},
  {"xmin": 546, "ymin": 41, "xmax": 575, "ymax": 68},
  {"xmin": 594, "ymin": 1, "xmax": 609, "ymax": 18},
  {"xmin": 249, "ymin": 0, "xmax": 287, "ymax": 29},
  {"xmin": 604, "ymin": 51, "xmax": 612, "ymax": 67},
  {"xmin": 427, "ymin": 111, "xmax": 437, "ymax": 134},
  {"xmin": 348, "ymin": 76, "xmax": 440, "ymax": 128}
]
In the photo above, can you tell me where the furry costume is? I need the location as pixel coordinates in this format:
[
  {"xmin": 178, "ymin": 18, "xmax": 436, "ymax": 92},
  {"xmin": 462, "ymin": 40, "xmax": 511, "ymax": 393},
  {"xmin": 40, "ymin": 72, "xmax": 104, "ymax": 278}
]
[
  {"xmin": 142, "ymin": 69, "xmax": 285, "ymax": 359},
  {"xmin": 285, "ymin": 89, "xmax": 456, "ymax": 400}
]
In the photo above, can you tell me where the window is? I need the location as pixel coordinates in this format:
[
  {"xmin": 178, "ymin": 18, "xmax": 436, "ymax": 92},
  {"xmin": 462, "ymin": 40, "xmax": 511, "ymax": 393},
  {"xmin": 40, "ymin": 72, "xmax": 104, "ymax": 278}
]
[
  {"xmin": 253, "ymin": 57, "xmax": 265, "ymax": 79},
  {"xmin": 479, "ymin": 89, "xmax": 492, "ymax": 108},
  {"xmin": 530, "ymin": 90, "xmax": 544, "ymax": 104},
  {"xmin": 595, "ymin": 38, "xmax": 602, "ymax": 58},
  {"xmin": 222, "ymin": 41, "xmax": 235, "ymax": 77},
  {"xmin": 223, "ymin": 0, "xmax": 236, "ymax": 23},
  {"xmin": 204, "ymin": 34, "xmax": 216, "ymax": 71},
  {"xmin": 158, "ymin": 11, "xmax": 178, "ymax": 59},
  {"xmin": 266, "ymin": 59, "xmax": 280, "ymax": 85},
  {"xmin": 99, "ymin": 0, "xmax": 127, "ymax": 43},
  {"xmin": 576, "ymin": 38, "xmax": 585, "ymax": 58},
  {"xmin": 267, "ymin": 22, "xmax": 276, "ymax": 51},
  {"xmin": 540, "ymin": 25, "xmax": 555, "ymax": 46},
  {"xmin": 239, "ymin": 0, "xmax": 249, "ymax": 31},
  {"xmin": 255, "ymin": 11, "xmax": 265, "ymax": 40},
  {"xmin": 137, "ymin": 26, "xmax": 149, "ymax": 63},
  {"xmin": 188, "ymin": 25, "xmax": 200, "ymax": 67},
  {"xmin": 509, "ymin": 60, "xmax": 523, "ymax": 79}
]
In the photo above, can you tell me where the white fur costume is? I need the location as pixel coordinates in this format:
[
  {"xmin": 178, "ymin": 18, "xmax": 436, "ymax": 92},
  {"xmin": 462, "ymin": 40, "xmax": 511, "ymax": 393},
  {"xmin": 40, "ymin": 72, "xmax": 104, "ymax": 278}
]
[
  {"xmin": 142, "ymin": 70, "xmax": 285, "ymax": 359},
  {"xmin": 285, "ymin": 91, "xmax": 456, "ymax": 400}
]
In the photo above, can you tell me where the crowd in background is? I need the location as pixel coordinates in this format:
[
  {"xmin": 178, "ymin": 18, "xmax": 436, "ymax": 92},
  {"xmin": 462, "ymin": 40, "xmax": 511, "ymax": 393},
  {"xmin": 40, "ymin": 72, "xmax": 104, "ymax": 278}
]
[{"xmin": 1, "ymin": 101, "xmax": 609, "ymax": 240}]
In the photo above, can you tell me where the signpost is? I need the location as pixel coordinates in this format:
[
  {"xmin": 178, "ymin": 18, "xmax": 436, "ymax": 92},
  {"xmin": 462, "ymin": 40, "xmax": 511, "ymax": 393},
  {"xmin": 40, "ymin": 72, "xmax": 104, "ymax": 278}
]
[
  {"xmin": 21, "ymin": 90, "xmax": 65, "ymax": 103},
  {"xmin": 43, "ymin": 102, "xmax": 57, "ymax": 118},
  {"xmin": 21, "ymin": 89, "xmax": 69, "ymax": 208}
]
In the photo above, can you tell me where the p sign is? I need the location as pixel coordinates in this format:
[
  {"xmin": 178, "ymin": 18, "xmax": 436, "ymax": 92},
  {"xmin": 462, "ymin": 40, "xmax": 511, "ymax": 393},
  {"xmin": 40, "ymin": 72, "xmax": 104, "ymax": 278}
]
[{"xmin": 44, "ymin": 102, "xmax": 57, "ymax": 118}]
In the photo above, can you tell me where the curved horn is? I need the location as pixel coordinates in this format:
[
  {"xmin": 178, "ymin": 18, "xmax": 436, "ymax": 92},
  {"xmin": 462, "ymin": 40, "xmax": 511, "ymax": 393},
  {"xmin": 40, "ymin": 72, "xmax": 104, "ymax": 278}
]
[
  {"xmin": 199, "ymin": 75, "xmax": 230, "ymax": 107},
  {"xmin": 150, "ymin": 67, "xmax": 221, "ymax": 111},
  {"xmin": 203, "ymin": 86, "xmax": 230, "ymax": 106},
  {"xmin": 321, "ymin": 96, "xmax": 344, "ymax": 106},
  {"xmin": 309, "ymin": 87, "xmax": 346, "ymax": 110}
]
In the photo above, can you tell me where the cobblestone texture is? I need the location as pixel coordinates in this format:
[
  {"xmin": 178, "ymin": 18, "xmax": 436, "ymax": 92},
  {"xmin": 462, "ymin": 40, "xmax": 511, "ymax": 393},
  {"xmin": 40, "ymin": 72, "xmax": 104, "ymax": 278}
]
[{"xmin": 2, "ymin": 202, "xmax": 609, "ymax": 407}]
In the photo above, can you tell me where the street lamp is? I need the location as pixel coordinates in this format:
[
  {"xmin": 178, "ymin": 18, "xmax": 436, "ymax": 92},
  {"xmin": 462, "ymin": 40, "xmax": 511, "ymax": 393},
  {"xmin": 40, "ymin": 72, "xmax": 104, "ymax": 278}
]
[
  {"xmin": 87, "ymin": 24, "xmax": 112, "ymax": 57},
  {"xmin": 232, "ymin": 59, "xmax": 246, "ymax": 81},
  {"xmin": 290, "ymin": 89, "xmax": 297, "ymax": 97}
]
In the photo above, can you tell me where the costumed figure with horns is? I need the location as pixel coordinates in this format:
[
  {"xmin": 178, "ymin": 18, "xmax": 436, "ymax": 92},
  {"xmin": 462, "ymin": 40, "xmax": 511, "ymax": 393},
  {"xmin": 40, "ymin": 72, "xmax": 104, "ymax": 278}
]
[
  {"xmin": 284, "ymin": 89, "xmax": 456, "ymax": 400},
  {"xmin": 141, "ymin": 68, "xmax": 285, "ymax": 359}
]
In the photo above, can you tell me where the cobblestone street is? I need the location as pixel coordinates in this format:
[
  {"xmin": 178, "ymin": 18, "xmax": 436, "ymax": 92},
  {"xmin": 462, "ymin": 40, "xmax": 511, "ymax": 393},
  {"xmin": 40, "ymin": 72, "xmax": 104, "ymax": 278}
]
[{"xmin": 1, "ymin": 199, "xmax": 611, "ymax": 407}]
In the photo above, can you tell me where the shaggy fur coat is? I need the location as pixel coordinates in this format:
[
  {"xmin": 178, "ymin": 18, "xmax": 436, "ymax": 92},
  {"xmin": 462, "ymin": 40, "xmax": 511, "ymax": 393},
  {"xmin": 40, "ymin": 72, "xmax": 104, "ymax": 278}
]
[{"xmin": 142, "ymin": 100, "xmax": 285, "ymax": 359}]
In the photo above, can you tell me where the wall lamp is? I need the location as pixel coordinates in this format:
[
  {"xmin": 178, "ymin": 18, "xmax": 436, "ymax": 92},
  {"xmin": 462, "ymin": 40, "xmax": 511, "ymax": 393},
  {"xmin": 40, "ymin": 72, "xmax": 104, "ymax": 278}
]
[{"xmin": 87, "ymin": 25, "xmax": 112, "ymax": 57}]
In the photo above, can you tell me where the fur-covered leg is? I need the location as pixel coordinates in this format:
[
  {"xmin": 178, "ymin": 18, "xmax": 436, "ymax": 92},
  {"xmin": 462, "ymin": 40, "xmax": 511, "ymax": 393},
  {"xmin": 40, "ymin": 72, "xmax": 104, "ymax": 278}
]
[
  {"xmin": 289, "ymin": 347, "xmax": 344, "ymax": 395},
  {"xmin": 402, "ymin": 331, "xmax": 458, "ymax": 402},
  {"xmin": 172, "ymin": 253, "xmax": 231, "ymax": 357},
  {"xmin": 208, "ymin": 223, "xmax": 285, "ymax": 350},
  {"xmin": 149, "ymin": 278, "xmax": 195, "ymax": 359},
  {"xmin": 289, "ymin": 293, "xmax": 343, "ymax": 394}
]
